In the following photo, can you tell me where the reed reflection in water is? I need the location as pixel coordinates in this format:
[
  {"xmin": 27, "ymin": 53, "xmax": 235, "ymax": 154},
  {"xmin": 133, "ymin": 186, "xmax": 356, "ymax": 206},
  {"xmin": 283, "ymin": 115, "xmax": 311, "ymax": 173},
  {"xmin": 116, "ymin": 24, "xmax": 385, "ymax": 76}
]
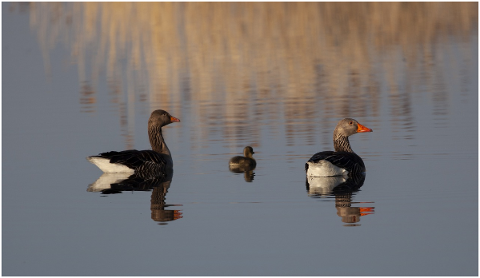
[
  {"xmin": 2, "ymin": 3, "xmax": 478, "ymax": 275},
  {"xmin": 18, "ymin": 2, "xmax": 478, "ymax": 153}
]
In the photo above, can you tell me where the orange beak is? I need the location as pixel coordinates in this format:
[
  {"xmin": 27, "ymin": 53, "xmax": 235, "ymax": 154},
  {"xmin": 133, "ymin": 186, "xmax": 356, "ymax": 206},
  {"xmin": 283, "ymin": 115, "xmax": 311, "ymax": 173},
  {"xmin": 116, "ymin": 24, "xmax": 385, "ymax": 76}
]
[
  {"xmin": 357, "ymin": 123, "xmax": 372, "ymax": 133},
  {"xmin": 170, "ymin": 116, "xmax": 181, "ymax": 122}
]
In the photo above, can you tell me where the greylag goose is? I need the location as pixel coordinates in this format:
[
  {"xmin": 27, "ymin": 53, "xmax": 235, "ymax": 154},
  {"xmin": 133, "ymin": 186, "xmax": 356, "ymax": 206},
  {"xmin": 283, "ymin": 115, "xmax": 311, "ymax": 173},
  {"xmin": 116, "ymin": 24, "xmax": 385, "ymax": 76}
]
[
  {"xmin": 87, "ymin": 109, "xmax": 180, "ymax": 177},
  {"xmin": 229, "ymin": 146, "xmax": 256, "ymax": 170},
  {"xmin": 305, "ymin": 118, "xmax": 372, "ymax": 177}
]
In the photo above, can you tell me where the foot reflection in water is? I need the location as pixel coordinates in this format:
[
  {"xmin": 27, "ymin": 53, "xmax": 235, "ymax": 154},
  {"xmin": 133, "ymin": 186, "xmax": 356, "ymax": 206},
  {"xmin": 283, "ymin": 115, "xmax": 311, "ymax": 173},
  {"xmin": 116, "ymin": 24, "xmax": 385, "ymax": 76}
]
[
  {"xmin": 306, "ymin": 174, "xmax": 374, "ymax": 226},
  {"xmin": 87, "ymin": 170, "xmax": 182, "ymax": 224}
]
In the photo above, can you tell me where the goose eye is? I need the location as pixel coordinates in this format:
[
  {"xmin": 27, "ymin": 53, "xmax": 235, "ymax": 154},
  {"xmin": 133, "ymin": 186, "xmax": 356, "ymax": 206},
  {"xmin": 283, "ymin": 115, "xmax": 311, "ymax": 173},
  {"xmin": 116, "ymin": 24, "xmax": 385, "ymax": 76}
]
[{"xmin": 349, "ymin": 121, "xmax": 353, "ymax": 125}]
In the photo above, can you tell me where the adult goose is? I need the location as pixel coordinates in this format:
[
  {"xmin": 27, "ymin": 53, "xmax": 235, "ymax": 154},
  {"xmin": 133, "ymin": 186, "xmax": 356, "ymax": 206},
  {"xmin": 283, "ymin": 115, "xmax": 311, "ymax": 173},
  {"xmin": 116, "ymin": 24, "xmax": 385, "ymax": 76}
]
[
  {"xmin": 229, "ymin": 146, "xmax": 257, "ymax": 170},
  {"xmin": 87, "ymin": 109, "xmax": 180, "ymax": 177},
  {"xmin": 305, "ymin": 118, "xmax": 372, "ymax": 177}
]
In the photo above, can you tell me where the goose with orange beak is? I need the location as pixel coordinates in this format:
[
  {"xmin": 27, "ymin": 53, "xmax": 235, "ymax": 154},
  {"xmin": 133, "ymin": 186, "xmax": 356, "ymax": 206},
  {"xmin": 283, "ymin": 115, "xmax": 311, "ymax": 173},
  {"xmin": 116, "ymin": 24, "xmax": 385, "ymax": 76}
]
[
  {"xmin": 306, "ymin": 118, "xmax": 373, "ymax": 177},
  {"xmin": 87, "ymin": 109, "xmax": 180, "ymax": 177}
]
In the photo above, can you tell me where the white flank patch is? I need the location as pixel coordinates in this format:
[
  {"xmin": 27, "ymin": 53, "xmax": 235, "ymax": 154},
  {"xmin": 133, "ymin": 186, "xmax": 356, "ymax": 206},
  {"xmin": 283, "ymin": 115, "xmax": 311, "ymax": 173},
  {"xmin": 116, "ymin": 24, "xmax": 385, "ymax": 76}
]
[
  {"xmin": 306, "ymin": 160, "xmax": 349, "ymax": 177},
  {"xmin": 87, "ymin": 157, "xmax": 135, "ymax": 174}
]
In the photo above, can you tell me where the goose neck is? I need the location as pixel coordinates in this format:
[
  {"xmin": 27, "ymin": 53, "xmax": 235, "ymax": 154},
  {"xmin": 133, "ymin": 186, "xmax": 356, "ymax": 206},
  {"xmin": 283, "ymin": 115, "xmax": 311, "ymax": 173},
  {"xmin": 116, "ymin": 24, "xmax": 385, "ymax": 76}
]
[
  {"xmin": 148, "ymin": 126, "xmax": 171, "ymax": 156},
  {"xmin": 333, "ymin": 134, "xmax": 354, "ymax": 153}
]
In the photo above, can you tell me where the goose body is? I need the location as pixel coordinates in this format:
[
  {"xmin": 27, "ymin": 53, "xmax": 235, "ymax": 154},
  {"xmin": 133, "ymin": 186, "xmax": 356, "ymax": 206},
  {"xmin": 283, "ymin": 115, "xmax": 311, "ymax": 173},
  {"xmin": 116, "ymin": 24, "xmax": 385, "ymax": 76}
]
[
  {"xmin": 87, "ymin": 110, "xmax": 180, "ymax": 177},
  {"xmin": 306, "ymin": 118, "xmax": 372, "ymax": 177}
]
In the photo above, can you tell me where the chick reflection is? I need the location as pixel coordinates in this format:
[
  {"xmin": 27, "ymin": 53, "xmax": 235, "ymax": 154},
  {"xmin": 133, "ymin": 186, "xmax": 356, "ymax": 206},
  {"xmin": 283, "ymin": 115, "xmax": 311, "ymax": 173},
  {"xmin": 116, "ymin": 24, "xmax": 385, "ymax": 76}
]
[
  {"xmin": 229, "ymin": 146, "xmax": 256, "ymax": 182},
  {"xmin": 306, "ymin": 174, "xmax": 374, "ymax": 225},
  {"xmin": 87, "ymin": 170, "xmax": 182, "ymax": 224}
]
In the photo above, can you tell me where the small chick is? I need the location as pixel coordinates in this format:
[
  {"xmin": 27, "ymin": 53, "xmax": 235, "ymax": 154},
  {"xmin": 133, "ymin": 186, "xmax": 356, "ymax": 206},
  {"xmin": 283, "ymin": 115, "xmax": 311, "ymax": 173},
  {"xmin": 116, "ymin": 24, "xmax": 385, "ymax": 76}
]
[{"xmin": 229, "ymin": 146, "xmax": 256, "ymax": 171}]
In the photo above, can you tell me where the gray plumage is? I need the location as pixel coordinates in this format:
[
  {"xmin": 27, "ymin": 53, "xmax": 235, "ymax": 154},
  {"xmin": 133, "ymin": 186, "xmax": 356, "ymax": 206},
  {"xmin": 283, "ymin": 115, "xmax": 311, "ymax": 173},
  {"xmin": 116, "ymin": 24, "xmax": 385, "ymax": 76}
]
[
  {"xmin": 306, "ymin": 118, "xmax": 372, "ymax": 176},
  {"xmin": 87, "ymin": 109, "xmax": 180, "ymax": 177}
]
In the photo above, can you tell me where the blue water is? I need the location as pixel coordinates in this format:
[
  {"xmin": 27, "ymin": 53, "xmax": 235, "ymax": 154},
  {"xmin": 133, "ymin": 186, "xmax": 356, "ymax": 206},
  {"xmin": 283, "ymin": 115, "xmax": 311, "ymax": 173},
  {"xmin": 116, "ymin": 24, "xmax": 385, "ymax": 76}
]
[{"xmin": 2, "ymin": 3, "xmax": 478, "ymax": 275}]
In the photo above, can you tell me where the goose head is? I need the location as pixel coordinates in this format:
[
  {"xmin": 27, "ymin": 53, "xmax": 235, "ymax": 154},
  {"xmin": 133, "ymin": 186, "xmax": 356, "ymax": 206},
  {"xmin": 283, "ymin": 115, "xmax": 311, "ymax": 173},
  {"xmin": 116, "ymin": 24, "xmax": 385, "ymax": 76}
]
[
  {"xmin": 334, "ymin": 118, "xmax": 372, "ymax": 137},
  {"xmin": 148, "ymin": 109, "xmax": 180, "ymax": 128}
]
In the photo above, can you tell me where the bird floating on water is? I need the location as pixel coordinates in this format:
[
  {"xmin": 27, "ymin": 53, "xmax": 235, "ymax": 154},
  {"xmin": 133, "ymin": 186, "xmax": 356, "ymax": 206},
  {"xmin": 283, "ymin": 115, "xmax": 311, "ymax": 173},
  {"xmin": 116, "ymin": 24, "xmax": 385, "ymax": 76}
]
[
  {"xmin": 305, "ymin": 118, "xmax": 372, "ymax": 177},
  {"xmin": 87, "ymin": 109, "xmax": 180, "ymax": 178}
]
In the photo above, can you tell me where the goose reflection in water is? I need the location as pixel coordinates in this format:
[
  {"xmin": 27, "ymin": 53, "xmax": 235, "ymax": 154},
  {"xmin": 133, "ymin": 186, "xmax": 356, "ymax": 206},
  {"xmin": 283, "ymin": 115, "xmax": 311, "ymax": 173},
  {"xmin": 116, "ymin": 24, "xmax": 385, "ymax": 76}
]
[
  {"xmin": 306, "ymin": 174, "xmax": 374, "ymax": 225},
  {"xmin": 87, "ymin": 169, "xmax": 182, "ymax": 224},
  {"xmin": 228, "ymin": 146, "xmax": 257, "ymax": 182}
]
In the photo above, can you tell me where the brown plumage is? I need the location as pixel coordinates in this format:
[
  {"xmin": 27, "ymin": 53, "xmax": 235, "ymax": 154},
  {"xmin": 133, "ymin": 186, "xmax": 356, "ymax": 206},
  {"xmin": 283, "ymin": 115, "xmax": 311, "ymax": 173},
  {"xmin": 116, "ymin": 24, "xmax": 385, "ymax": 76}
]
[
  {"xmin": 306, "ymin": 118, "xmax": 373, "ymax": 177},
  {"xmin": 229, "ymin": 146, "xmax": 256, "ymax": 170},
  {"xmin": 87, "ymin": 109, "xmax": 180, "ymax": 177}
]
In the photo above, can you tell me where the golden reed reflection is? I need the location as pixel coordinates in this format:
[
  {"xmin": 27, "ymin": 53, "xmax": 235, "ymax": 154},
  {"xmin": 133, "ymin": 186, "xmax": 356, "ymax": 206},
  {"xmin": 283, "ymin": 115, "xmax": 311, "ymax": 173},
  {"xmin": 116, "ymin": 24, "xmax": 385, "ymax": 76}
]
[{"xmin": 12, "ymin": 2, "xmax": 477, "ymax": 149}]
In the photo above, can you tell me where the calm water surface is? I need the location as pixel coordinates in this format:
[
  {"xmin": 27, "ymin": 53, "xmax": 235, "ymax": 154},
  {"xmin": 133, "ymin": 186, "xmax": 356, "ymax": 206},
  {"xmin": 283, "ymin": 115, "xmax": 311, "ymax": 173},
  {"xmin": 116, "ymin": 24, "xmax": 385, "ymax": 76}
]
[{"xmin": 3, "ymin": 3, "xmax": 478, "ymax": 276}]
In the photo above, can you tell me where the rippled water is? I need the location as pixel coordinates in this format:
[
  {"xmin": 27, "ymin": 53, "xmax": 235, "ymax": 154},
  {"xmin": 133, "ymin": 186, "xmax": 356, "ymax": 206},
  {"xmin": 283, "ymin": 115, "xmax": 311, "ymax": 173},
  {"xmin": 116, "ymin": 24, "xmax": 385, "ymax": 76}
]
[{"xmin": 3, "ymin": 3, "xmax": 478, "ymax": 276}]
